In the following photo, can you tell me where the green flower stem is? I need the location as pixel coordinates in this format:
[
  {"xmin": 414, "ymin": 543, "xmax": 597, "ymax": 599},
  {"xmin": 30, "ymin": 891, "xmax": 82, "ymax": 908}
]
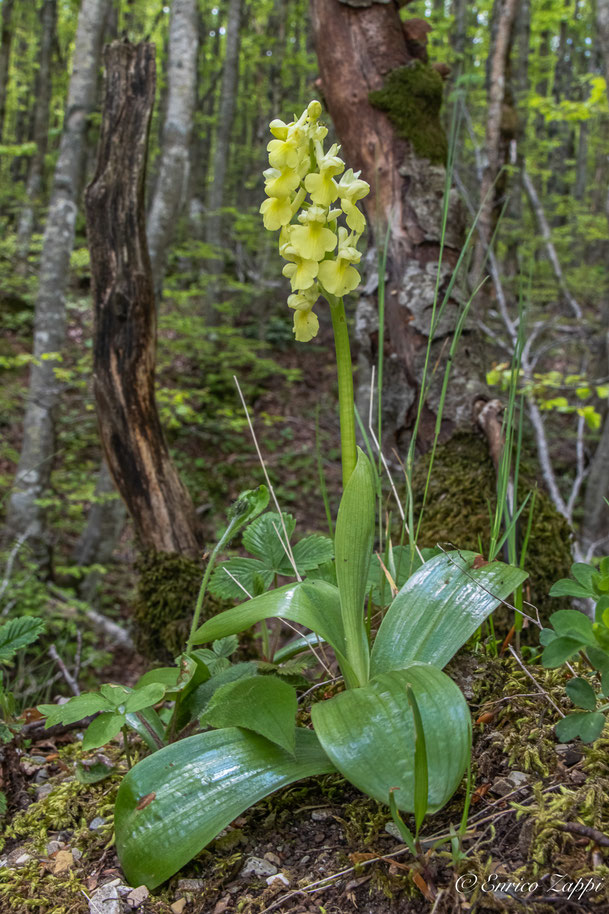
[
  {"xmin": 185, "ymin": 517, "xmax": 239, "ymax": 655},
  {"xmin": 327, "ymin": 293, "xmax": 357, "ymax": 488}
]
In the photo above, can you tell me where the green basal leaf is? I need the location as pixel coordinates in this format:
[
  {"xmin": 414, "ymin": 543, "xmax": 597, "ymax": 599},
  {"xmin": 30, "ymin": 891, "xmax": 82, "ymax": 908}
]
[
  {"xmin": 406, "ymin": 685, "xmax": 428, "ymax": 835},
  {"xmin": 388, "ymin": 789, "xmax": 416, "ymax": 855},
  {"xmin": 82, "ymin": 712, "xmax": 125, "ymax": 751},
  {"xmin": 0, "ymin": 617, "xmax": 45, "ymax": 663},
  {"xmin": 334, "ymin": 448, "xmax": 376, "ymax": 687},
  {"xmin": 124, "ymin": 683, "xmax": 166, "ymax": 714},
  {"xmin": 549, "ymin": 610, "xmax": 595, "ymax": 642},
  {"xmin": 191, "ymin": 580, "xmax": 346, "ymax": 661},
  {"xmin": 202, "ymin": 676, "xmax": 297, "ymax": 754},
  {"xmin": 371, "ymin": 551, "xmax": 527, "ymax": 674},
  {"xmin": 136, "ymin": 667, "xmax": 181, "ymax": 691},
  {"xmin": 38, "ymin": 692, "xmax": 113, "ymax": 727},
  {"xmin": 542, "ymin": 636, "xmax": 584, "ymax": 668},
  {"xmin": 115, "ymin": 727, "xmax": 335, "ymax": 889},
  {"xmin": 311, "ymin": 664, "xmax": 470, "ymax": 814},
  {"xmin": 273, "ymin": 632, "xmax": 326, "ymax": 663},
  {"xmin": 125, "ymin": 707, "xmax": 166, "ymax": 751},
  {"xmin": 565, "ymin": 677, "xmax": 597, "ymax": 711},
  {"xmin": 555, "ymin": 711, "xmax": 605, "ymax": 744}
]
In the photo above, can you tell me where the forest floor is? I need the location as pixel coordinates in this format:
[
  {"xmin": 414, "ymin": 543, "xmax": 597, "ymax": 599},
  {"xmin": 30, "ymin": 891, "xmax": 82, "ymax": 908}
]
[{"xmin": 2, "ymin": 649, "xmax": 609, "ymax": 914}]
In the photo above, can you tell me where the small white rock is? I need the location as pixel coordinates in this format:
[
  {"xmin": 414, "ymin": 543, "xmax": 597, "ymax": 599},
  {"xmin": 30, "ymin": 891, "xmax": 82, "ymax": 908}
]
[
  {"xmin": 385, "ymin": 821, "xmax": 402, "ymax": 840},
  {"xmin": 72, "ymin": 848, "xmax": 83, "ymax": 861},
  {"xmin": 89, "ymin": 816, "xmax": 106, "ymax": 831},
  {"xmin": 88, "ymin": 884, "xmax": 122, "ymax": 914},
  {"xmin": 266, "ymin": 873, "xmax": 289, "ymax": 888},
  {"xmin": 126, "ymin": 885, "xmax": 149, "ymax": 909},
  {"xmin": 311, "ymin": 809, "xmax": 332, "ymax": 821},
  {"xmin": 15, "ymin": 853, "xmax": 33, "ymax": 866},
  {"xmin": 176, "ymin": 878, "xmax": 205, "ymax": 891},
  {"xmin": 241, "ymin": 856, "xmax": 278, "ymax": 878}
]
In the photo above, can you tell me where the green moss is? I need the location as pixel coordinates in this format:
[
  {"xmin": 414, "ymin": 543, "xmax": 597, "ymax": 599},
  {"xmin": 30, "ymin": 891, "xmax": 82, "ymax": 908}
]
[
  {"xmin": 411, "ymin": 432, "xmax": 573, "ymax": 623},
  {"xmin": 368, "ymin": 61, "xmax": 447, "ymax": 165}
]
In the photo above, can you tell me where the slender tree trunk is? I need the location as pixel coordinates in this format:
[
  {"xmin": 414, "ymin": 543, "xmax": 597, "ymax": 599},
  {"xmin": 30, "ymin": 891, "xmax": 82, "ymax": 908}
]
[
  {"xmin": 0, "ymin": 0, "xmax": 14, "ymax": 142},
  {"xmin": 146, "ymin": 0, "xmax": 198, "ymax": 303},
  {"xmin": 310, "ymin": 0, "xmax": 485, "ymax": 456},
  {"xmin": 85, "ymin": 41, "xmax": 200, "ymax": 558},
  {"xmin": 474, "ymin": 0, "xmax": 519, "ymax": 277},
  {"xmin": 204, "ymin": 0, "xmax": 242, "ymax": 281},
  {"xmin": 6, "ymin": 0, "xmax": 109, "ymax": 570},
  {"xmin": 16, "ymin": 0, "xmax": 57, "ymax": 259}
]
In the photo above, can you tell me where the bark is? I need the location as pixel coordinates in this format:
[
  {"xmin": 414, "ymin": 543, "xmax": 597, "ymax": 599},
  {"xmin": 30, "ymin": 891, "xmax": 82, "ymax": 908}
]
[
  {"xmin": 474, "ymin": 0, "xmax": 519, "ymax": 277},
  {"xmin": 310, "ymin": 0, "xmax": 484, "ymax": 456},
  {"xmin": 204, "ymin": 0, "xmax": 242, "ymax": 278},
  {"xmin": 6, "ymin": 0, "xmax": 109, "ymax": 569},
  {"xmin": 0, "ymin": 0, "xmax": 15, "ymax": 142},
  {"xmin": 85, "ymin": 41, "xmax": 200, "ymax": 558},
  {"xmin": 146, "ymin": 0, "xmax": 198, "ymax": 303},
  {"xmin": 16, "ymin": 0, "xmax": 57, "ymax": 258}
]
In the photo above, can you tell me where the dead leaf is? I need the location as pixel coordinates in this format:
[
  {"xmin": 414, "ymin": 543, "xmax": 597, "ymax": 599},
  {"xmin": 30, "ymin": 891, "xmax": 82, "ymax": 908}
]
[
  {"xmin": 136, "ymin": 792, "xmax": 156, "ymax": 810},
  {"xmin": 475, "ymin": 710, "xmax": 496, "ymax": 726},
  {"xmin": 412, "ymin": 870, "xmax": 436, "ymax": 901},
  {"xmin": 52, "ymin": 850, "xmax": 74, "ymax": 875},
  {"xmin": 171, "ymin": 899, "xmax": 187, "ymax": 914},
  {"xmin": 472, "ymin": 555, "xmax": 489, "ymax": 569}
]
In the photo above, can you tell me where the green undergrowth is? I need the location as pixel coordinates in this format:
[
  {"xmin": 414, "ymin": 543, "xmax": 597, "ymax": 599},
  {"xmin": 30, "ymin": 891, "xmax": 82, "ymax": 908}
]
[{"xmin": 411, "ymin": 432, "xmax": 573, "ymax": 622}]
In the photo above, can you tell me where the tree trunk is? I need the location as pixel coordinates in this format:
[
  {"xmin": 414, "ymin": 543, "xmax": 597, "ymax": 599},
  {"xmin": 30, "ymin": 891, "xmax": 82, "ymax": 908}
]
[
  {"xmin": 16, "ymin": 0, "xmax": 57, "ymax": 259},
  {"xmin": 85, "ymin": 41, "xmax": 200, "ymax": 558},
  {"xmin": 6, "ymin": 0, "xmax": 109, "ymax": 570},
  {"xmin": 310, "ymin": 0, "xmax": 484, "ymax": 456},
  {"xmin": 474, "ymin": 0, "xmax": 519, "ymax": 277},
  {"xmin": 146, "ymin": 0, "xmax": 199, "ymax": 303},
  {"xmin": 204, "ymin": 0, "xmax": 242, "ymax": 281},
  {"xmin": 0, "ymin": 0, "xmax": 15, "ymax": 142}
]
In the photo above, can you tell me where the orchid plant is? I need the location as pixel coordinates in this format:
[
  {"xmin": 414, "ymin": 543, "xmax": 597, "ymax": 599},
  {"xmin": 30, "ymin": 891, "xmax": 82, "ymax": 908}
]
[{"xmin": 110, "ymin": 104, "xmax": 527, "ymax": 890}]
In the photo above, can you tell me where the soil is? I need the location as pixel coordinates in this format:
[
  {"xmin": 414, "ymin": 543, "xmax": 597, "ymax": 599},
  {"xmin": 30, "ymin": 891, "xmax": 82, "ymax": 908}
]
[{"xmin": 2, "ymin": 649, "xmax": 609, "ymax": 914}]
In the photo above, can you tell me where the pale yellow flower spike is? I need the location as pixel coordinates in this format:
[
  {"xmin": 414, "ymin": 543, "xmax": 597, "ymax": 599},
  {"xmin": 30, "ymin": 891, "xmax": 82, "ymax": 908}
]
[{"xmin": 260, "ymin": 101, "xmax": 370, "ymax": 342}]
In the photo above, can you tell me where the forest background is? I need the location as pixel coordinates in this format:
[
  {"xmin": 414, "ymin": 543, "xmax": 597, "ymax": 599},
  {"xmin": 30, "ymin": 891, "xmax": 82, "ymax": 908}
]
[{"xmin": 1, "ymin": 0, "xmax": 609, "ymax": 700}]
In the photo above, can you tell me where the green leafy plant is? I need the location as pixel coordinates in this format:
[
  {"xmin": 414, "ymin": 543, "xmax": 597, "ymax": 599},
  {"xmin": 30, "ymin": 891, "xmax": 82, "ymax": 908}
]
[
  {"xmin": 108, "ymin": 101, "xmax": 527, "ymax": 890},
  {"xmin": 540, "ymin": 558, "xmax": 609, "ymax": 743}
]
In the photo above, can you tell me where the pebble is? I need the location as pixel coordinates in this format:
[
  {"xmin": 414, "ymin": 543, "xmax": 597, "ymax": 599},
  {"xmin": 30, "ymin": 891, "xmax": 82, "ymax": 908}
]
[
  {"xmin": 385, "ymin": 821, "xmax": 402, "ymax": 841},
  {"xmin": 89, "ymin": 816, "xmax": 106, "ymax": 831},
  {"xmin": 266, "ymin": 873, "xmax": 290, "ymax": 888},
  {"xmin": 176, "ymin": 878, "xmax": 205, "ymax": 891},
  {"xmin": 88, "ymin": 884, "xmax": 122, "ymax": 914},
  {"xmin": 36, "ymin": 784, "xmax": 53, "ymax": 801},
  {"xmin": 46, "ymin": 840, "xmax": 63, "ymax": 855},
  {"xmin": 490, "ymin": 770, "xmax": 528, "ymax": 797},
  {"xmin": 14, "ymin": 853, "xmax": 33, "ymax": 867},
  {"xmin": 311, "ymin": 809, "xmax": 332, "ymax": 821},
  {"xmin": 72, "ymin": 848, "xmax": 83, "ymax": 861},
  {"xmin": 264, "ymin": 851, "xmax": 281, "ymax": 865},
  {"xmin": 126, "ymin": 885, "xmax": 149, "ymax": 909},
  {"xmin": 171, "ymin": 900, "xmax": 187, "ymax": 914},
  {"xmin": 241, "ymin": 856, "xmax": 278, "ymax": 878}
]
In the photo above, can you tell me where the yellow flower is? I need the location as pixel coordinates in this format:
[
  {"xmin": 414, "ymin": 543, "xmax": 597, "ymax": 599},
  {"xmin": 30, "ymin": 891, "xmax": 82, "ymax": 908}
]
[
  {"xmin": 337, "ymin": 168, "xmax": 370, "ymax": 202},
  {"xmin": 267, "ymin": 137, "xmax": 301, "ymax": 170},
  {"xmin": 304, "ymin": 170, "xmax": 339, "ymax": 207},
  {"xmin": 264, "ymin": 167, "xmax": 301, "ymax": 198},
  {"xmin": 290, "ymin": 206, "xmax": 337, "ymax": 261},
  {"xmin": 288, "ymin": 286, "xmax": 320, "ymax": 342},
  {"xmin": 260, "ymin": 196, "xmax": 293, "ymax": 231},
  {"xmin": 318, "ymin": 227, "xmax": 362, "ymax": 297},
  {"xmin": 341, "ymin": 198, "xmax": 366, "ymax": 234},
  {"xmin": 283, "ymin": 257, "xmax": 319, "ymax": 291}
]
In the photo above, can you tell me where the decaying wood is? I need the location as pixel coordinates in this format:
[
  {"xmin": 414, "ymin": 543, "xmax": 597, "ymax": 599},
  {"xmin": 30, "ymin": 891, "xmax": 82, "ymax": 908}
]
[{"xmin": 85, "ymin": 42, "xmax": 200, "ymax": 557}]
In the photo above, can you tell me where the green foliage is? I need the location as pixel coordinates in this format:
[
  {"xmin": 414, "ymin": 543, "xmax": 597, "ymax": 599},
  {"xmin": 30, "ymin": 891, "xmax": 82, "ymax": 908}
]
[
  {"xmin": 0, "ymin": 615, "xmax": 44, "ymax": 746},
  {"xmin": 210, "ymin": 509, "xmax": 334, "ymax": 600},
  {"xmin": 369, "ymin": 62, "xmax": 448, "ymax": 164},
  {"xmin": 539, "ymin": 558, "xmax": 609, "ymax": 742}
]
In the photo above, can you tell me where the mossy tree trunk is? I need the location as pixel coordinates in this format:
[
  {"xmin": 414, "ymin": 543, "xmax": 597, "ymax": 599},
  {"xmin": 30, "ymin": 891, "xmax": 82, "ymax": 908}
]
[
  {"xmin": 310, "ymin": 0, "xmax": 486, "ymax": 458},
  {"xmin": 85, "ymin": 42, "xmax": 201, "ymax": 559}
]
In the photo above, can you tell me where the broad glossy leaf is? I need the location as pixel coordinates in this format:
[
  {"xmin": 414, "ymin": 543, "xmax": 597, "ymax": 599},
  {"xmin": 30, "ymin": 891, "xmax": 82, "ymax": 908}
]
[
  {"xmin": 366, "ymin": 546, "xmax": 440, "ymax": 606},
  {"xmin": 115, "ymin": 727, "xmax": 335, "ymax": 889},
  {"xmin": 371, "ymin": 551, "xmax": 528, "ymax": 674},
  {"xmin": 334, "ymin": 448, "xmax": 376, "ymax": 686},
  {"xmin": 192, "ymin": 580, "xmax": 345, "ymax": 659},
  {"xmin": 202, "ymin": 676, "xmax": 297, "ymax": 754},
  {"xmin": 311, "ymin": 664, "xmax": 470, "ymax": 814}
]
